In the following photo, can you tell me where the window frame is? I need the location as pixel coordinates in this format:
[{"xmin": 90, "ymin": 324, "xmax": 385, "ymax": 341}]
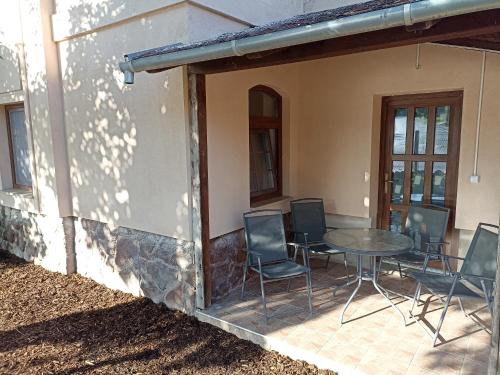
[
  {"xmin": 249, "ymin": 85, "xmax": 282, "ymax": 204},
  {"xmin": 5, "ymin": 103, "xmax": 32, "ymax": 190}
]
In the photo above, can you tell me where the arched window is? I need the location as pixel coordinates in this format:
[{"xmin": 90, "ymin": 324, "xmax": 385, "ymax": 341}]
[{"xmin": 249, "ymin": 85, "xmax": 282, "ymax": 203}]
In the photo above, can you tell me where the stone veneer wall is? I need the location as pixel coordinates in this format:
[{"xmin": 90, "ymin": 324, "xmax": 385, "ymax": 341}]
[
  {"xmin": 0, "ymin": 205, "xmax": 74, "ymax": 274},
  {"xmin": 0, "ymin": 205, "xmax": 196, "ymax": 314},
  {"xmin": 209, "ymin": 228, "xmax": 246, "ymax": 303},
  {"xmin": 74, "ymin": 218, "xmax": 196, "ymax": 314}
]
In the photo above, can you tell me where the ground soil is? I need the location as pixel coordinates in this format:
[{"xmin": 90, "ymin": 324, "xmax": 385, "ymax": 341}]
[{"xmin": 0, "ymin": 251, "xmax": 335, "ymax": 375}]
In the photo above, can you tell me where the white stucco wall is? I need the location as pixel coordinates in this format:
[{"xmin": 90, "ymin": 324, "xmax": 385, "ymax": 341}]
[
  {"xmin": 0, "ymin": 2, "xmax": 23, "ymax": 94},
  {"xmin": 298, "ymin": 44, "xmax": 500, "ymax": 230},
  {"xmin": 54, "ymin": 2, "xmax": 249, "ymax": 241},
  {"xmin": 206, "ymin": 65, "xmax": 301, "ymax": 238}
]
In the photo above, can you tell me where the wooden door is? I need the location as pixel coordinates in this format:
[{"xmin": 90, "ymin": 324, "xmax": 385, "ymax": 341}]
[{"xmin": 378, "ymin": 91, "xmax": 463, "ymax": 234}]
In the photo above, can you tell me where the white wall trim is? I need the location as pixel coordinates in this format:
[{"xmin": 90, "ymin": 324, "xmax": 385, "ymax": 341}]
[
  {"xmin": 51, "ymin": 0, "xmax": 251, "ymax": 43},
  {"xmin": 0, "ymin": 190, "xmax": 37, "ymax": 213}
]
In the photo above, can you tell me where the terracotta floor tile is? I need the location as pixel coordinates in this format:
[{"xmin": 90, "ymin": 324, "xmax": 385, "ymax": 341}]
[
  {"xmin": 460, "ymin": 358, "xmax": 488, "ymax": 375},
  {"xmin": 203, "ymin": 263, "xmax": 484, "ymax": 375}
]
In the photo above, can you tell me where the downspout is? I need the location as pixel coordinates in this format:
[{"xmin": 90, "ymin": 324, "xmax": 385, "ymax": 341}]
[{"xmin": 120, "ymin": 0, "xmax": 500, "ymax": 83}]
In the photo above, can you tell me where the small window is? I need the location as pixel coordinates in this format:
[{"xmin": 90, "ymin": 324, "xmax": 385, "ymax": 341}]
[
  {"xmin": 6, "ymin": 105, "xmax": 32, "ymax": 189},
  {"xmin": 249, "ymin": 86, "xmax": 281, "ymax": 203}
]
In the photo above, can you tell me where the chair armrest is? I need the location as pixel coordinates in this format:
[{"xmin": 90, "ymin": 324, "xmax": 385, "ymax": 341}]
[
  {"xmin": 290, "ymin": 230, "xmax": 311, "ymax": 245},
  {"xmin": 423, "ymin": 241, "xmax": 449, "ymax": 253},
  {"xmin": 441, "ymin": 254, "xmax": 466, "ymax": 261},
  {"xmin": 460, "ymin": 273, "xmax": 496, "ymax": 283},
  {"xmin": 406, "ymin": 250, "xmax": 432, "ymax": 257},
  {"xmin": 242, "ymin": 248, "xmax": 265, "ymax": 259},
  {"xmin": 287, "ymin": 242, "xmax": 306, "ymax": 248},
  {"xmin": 425, "ymin": 241, "xmax": 449, "ymax": 246}
]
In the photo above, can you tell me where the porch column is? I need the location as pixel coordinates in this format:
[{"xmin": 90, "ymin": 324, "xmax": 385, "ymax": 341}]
[
  {"xmin": 188, "ymin": 72, "xmax": 211, "ymax": 309},
  {"xmin": 488, "ymin": 214, "xmax": 500, "ymax": 375}
]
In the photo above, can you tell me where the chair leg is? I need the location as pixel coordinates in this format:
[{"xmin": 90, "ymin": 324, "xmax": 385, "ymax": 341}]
[
  {"xmin": 377, "ymin": 257, "xmax": 383, "ymax": 281},
  {"xmin": 325, "ymin": 255, "xmax": 331, "ymax": 270},
  {"xmin": 456, "ymin": 297, "xmax": 468, "ymax": 317},
  {"xmin": 441, "ymin": 256, "xmax": 452, "ymax": 275},
  {"xmin": 432, "ymin": 278, "xmax": 458, "ymax": 347},
  {"xmin": 287, "ymin": 245, "xmax": 299, "ymax": 292},
  {"xmin": 398, "ymin": 262, "xmax": 403, "ymax": 278},
  {"xmin": 432, "ymin": 294, "xmax": 452, "ymax": 347},
  {"xmin": 422, "ymin": 255, "xmax": 430, "ymax": 272},
  {"xmin": 481, "ymin": 280, "xmax": 494, "ymax": 317},
  {"xmin": 409, "ymin": 282, "xmax": 421, "ymax": 318},
  {"xmin": 258, "ymin": 272, "xmax": 268, "ymax": 323},
  {"xmin": 343, "ymin": 253, "xmax": 350, "ymax": 281},
  {"xmin": 241, "ymin": 260, "xmax": 248, "ymax": 300},
  {"xmin": 410, "ymin": 283, "xmax": 422, "ymax": 317},
  {"xmin": 306, "ymin": 271, "xmax": 313, "ymax": 316}
]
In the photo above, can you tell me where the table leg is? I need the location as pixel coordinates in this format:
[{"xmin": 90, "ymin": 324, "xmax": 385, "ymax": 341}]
[
  {"xmin": 371, "ymin": 257, "xmax": 407, "ymax": 325},
  {"xmin": 338, "ymin": 255, "xmax": 364, "ymax": 323},
  {"xmin": 333, "ymin": 255, "xmax": 362, "ymax": 297}
]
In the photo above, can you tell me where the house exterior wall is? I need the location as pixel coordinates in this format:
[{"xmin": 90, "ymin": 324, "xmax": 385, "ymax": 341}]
[
  {"xmin": 0, "ymin": 0, "xmax": 252, "ymax": 313},
  {"xmin": 52, "ymin": 1, "xmax": 248, "ymax": 312},
  {"xmin": 0, "ymin": 0, "xmax": 75, "ymax": 273},
  {"xmin": 1, "ymin": 0, "xmax": 499, "ymax": 310}
]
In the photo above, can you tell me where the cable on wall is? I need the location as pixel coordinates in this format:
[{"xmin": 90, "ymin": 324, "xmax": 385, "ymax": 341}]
[{"xmin": 472, "ymin": 50, "xmax": 486, "ymax": 182}]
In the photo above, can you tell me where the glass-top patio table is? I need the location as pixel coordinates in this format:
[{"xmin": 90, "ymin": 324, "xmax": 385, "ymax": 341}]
[{"xmin": 323, "ymin": 228, "xmax": 414, "ymax": 324}]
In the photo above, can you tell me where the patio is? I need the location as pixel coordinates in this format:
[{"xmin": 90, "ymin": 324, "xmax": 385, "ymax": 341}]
[{"xmin": 197, "ymin": 259, "xmax": 492, "ymax": 375}]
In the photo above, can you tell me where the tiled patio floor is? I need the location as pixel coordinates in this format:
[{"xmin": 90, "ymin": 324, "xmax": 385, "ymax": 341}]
[{"xmin": 197, "ymin": 259, "xmax": 492, "ymax": 375}]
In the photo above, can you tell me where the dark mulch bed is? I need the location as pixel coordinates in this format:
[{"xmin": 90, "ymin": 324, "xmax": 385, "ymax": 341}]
[{"xmin": 0, "ymin": 251, "xmax": 335, "ymax": 374}]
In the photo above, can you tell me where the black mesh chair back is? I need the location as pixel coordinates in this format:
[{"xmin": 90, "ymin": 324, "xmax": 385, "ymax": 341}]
[
  {"xmin": 243, "ymin": 210, "xmax": 288, "ymax": 266},
  {"xmin": 460, "ymin": 223, "xmax": 499, "ymax": 290},
  {"xmin": 290, "ymin": 198, "xmax": 327, "ymax": 243},
  {"xmin": 404, "ymin": 205, "xmax": 450, "ymax": 253}
]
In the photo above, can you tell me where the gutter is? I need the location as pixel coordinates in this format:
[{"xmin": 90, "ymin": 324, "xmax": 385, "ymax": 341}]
[{"xmin": 120, "ymin": 0, "xmax": 500, "ymax": 83}]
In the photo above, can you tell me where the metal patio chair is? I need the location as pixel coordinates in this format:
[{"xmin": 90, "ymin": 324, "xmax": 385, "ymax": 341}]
[
  {"xmin": 241, "ymin": 209, "xmax": 313, "ymax": 322},
  {"xmin": 380, "ymin": 205, "xmax": 450, "ymax": 277},
  {"xmin": 409, "ymin": 222, "xmax": 499, "ymax": 346},
  {"xmin": 290, "ymin": 198, "xmax": 349, "ymax": 280}
]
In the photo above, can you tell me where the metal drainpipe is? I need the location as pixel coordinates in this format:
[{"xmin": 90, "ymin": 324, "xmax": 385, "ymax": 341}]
[{"xmin": 120, "ymin": 0, "xmax": 500, "ymax": 83}]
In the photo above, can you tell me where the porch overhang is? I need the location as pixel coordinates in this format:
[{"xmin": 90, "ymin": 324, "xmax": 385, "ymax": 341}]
[{"xmin": 119, "ymin": 0, "xmax": 500, "ymax": 83}]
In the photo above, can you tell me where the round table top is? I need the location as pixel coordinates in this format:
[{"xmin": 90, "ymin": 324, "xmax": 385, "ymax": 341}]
[{"xmin": 323, "ymin": 228, "xmax": 413, "ymax": 256}]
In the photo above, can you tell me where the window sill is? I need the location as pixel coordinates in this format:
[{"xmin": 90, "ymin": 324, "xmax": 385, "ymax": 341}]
[
  {"xmin": 1, "ymin": 188, "xmax": 32, "ymax": 196},
  {"xmin": 250, "ymin": 195, "xmax": 293, "ymax": 211},
  {"xmin": 0, "ymin": 188, "xmax": 36, "ymax": 212}
]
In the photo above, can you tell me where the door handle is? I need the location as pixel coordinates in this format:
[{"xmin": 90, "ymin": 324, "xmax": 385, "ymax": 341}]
[{"xmin": 384, "ymin": 180, "xmax": 394, "ymax": 194}]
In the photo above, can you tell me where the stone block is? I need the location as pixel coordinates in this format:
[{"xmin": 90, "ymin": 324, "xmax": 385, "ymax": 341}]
[{"xmin": 115, "ymin": 236, "xmax": 139, "ymax": 269}]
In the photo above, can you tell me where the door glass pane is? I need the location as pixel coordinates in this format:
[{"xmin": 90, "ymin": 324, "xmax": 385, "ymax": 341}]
[
  {"xmin": 410, "ymin": 161, "xmax": 425, "ymax": 205},
  {"xmin": 413, "ymin": 107, "xmax": 428, "ymax": 154},
  {"xmin": 390, "ymin": 210, "xmax": 402, "ymax": 233},
  {"xmin": 434, "ymin": 106, "xmax": 450, "ymax": 154},
  {"xmin": 431, "ymin": 162, "xmax": 447, "ymax": 206},
  {"xmin": 391, "ymin": 161, "xmax": 404, "ymax": 204},
  {"xmin": 8, "ymin": 108, "xmax": 32, "ymax": 187},
  {"xmin": 393, "ymin": 108, "xmax": 407, "ymax": 154}
]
